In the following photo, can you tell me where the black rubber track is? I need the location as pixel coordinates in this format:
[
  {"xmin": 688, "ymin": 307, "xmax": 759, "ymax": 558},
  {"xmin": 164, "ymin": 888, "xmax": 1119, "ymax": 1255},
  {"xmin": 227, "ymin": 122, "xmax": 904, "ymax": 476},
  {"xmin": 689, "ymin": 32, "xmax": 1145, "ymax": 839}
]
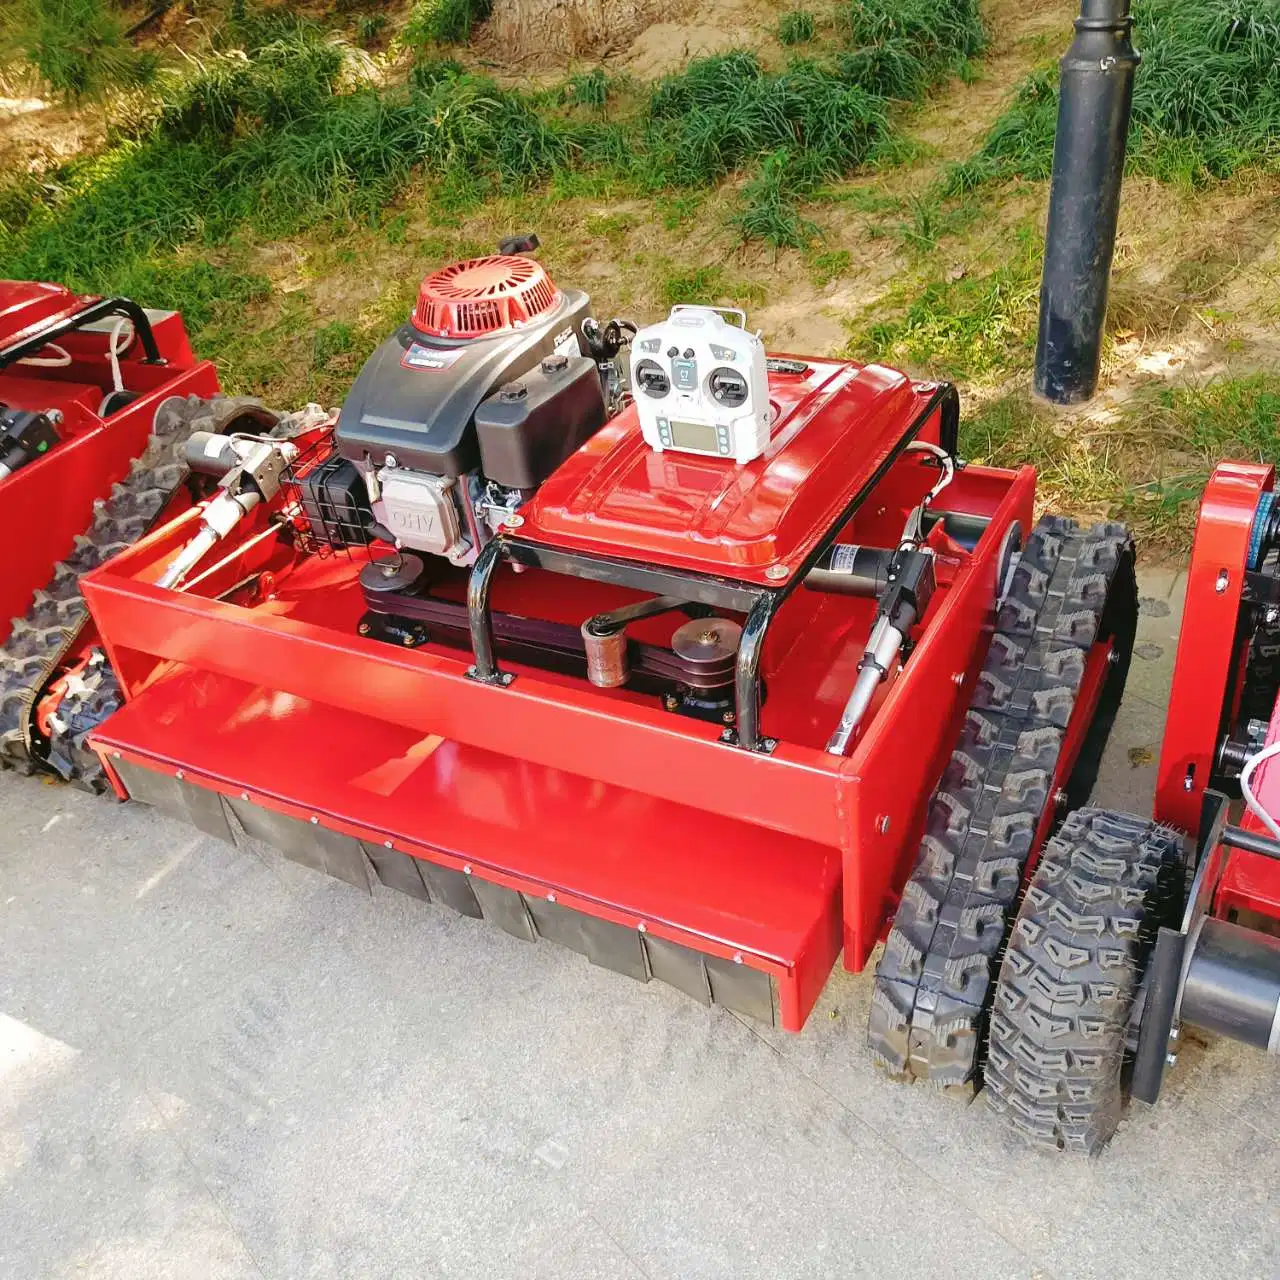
[
  {"xmin": 986, "ymin": 807, "xmax": 1185, "ymax": 1153},
  {"xmin": 0, "ymin": 393, "xmax": 282, "ymax": 791},
  {"xmin": 866, "ymin": 516, "xmax": 1137, "ymax": 1089}
]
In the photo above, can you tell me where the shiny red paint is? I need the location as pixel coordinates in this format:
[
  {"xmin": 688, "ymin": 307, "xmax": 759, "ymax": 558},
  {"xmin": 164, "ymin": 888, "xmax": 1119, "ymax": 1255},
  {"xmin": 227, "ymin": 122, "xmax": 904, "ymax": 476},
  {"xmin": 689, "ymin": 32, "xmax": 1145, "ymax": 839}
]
[
  {"xmin": 1155, "ymin": 462, "xmax": 1273, "ymax": 833},
  {"xmin": 518, "ymin": 362, "xmax": 938, "ymax": 584},
  {"xmin": 0, "ymin": 308, "xmax": 217, "ymax": 644},
  {"xmin": 83, "ymin": 421, "xmax": 1037, "ymax": 1029},
  {"xmin": 0, "ymin": 280, "xmax": 90, "ymax": 348}
]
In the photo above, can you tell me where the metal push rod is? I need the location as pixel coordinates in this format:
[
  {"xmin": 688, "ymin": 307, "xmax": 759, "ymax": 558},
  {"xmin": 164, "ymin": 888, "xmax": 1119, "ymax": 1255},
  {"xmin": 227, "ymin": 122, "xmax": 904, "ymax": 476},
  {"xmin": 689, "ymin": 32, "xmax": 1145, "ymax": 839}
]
[{"xmin": 1034, "ymin": 0, "xmax": 1139, "ymax": 404}]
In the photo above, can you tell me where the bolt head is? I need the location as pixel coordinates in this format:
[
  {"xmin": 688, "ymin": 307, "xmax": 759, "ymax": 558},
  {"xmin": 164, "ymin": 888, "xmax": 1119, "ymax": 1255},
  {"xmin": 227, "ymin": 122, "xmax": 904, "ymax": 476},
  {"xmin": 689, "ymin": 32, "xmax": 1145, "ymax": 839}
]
[
  {"xmin": 952, "ymin": 672, "xmax": 964, "ymax": 686},
  {"xmin": 876, "ymin": 815, "xmax": 891, "ymax": 834},
  {"xmin": 383, "ymin": 840, "xmax": 393, "ymax": 849},
  {"xmin": 1268, "ymin": 607, "xmax": 1279, "ymax": 626},
  {"xmin": 309, "ymin": 815, "xmax": 319, "ymax": 825},
  {"xmin": 1216, "ymin": 569, "xmax": 1230, "ymax": 593},
  {"xmin": 547, "ymin": 892, "xmax": 556, "ymax": 903},
  {"xmin": 637, "ymin": 921, "xmax": 647, "ymax": 933},
  {"xmin": 1166, "ymin": 1052, "xmax": 1178, "ymax": 1067},
  {"xmin": 765, "ymin": 564, "xmax": 789, "ymax": 581},
  {"xmin": 463, "ymin": 864, "xmax": 472, "ymax": 875},
  {"xmin": 1169, "ymin": 1025, "xmax": 1180, "ymax": 1040},
  {"xmin": 384, "ymin": 453, "xmax": 398, "ymax": 468},
  {"xmin": 402, "ymin": 633, "xmax": 415, "ymax": 646},
  {"xmin": 175, "ymin": 769, "xmax": 184, "ymax": 781},
  {"xmin": 357, "ymin": 622, "xmax": 370, "ymax": 635},
  {"xmin": 732, "ymin": 953, "xmax": 744, "ymax": 964}
]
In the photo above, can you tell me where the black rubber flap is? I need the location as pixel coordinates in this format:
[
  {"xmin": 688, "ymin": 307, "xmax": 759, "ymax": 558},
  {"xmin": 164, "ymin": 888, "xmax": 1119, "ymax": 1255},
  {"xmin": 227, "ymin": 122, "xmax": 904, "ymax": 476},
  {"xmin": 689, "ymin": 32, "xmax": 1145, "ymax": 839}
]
[
  {"xmin": 226, "ymin": 797, "xmax": 369, "ymax": 891},
  {"xmin": 526, "ymin": 897, "xmax": 650, "ymax": 982},
  {"xmin": 114, "ymin": 759, "xmax": 234, "ymax": 843}
]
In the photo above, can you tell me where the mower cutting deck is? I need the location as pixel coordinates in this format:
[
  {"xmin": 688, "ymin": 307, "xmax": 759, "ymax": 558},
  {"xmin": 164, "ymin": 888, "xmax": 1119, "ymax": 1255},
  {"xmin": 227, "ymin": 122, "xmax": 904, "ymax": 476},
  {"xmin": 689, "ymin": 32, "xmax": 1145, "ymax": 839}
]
[{"xmin": 76, "ymin": 250, "xmax": 1139, "ymax": 1059}]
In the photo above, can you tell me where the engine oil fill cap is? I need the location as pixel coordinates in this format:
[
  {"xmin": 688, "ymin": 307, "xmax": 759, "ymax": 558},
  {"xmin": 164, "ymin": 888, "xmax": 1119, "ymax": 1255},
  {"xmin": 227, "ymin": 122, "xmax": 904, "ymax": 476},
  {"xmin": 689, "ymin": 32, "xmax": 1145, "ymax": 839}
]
[
  {"xmin": 541, "ymin": 353, "xmax": 570, "ymax": 374},
  {"xmin": 499, "ymin": 381, "xmax": 528, "ymax": 401}
]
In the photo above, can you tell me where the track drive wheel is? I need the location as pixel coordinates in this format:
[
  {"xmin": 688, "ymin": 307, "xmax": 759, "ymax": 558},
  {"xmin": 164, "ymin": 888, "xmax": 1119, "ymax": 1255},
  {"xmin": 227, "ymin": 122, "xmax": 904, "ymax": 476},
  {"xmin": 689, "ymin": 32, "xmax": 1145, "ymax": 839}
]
[
  {"xmin": 986, "ymin": 808, "xmax": 1185, "ymax": 1153},
  {"xmin": 867, "ymin": 516, "xmax": 1138, "ymax": 1090}
]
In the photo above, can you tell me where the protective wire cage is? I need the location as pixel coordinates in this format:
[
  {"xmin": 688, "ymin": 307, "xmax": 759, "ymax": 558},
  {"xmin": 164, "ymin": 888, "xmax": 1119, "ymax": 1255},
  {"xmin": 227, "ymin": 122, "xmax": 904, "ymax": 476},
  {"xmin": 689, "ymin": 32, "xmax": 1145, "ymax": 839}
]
[{"xmin": 278, "ymin": 430, "xmax": 373, "ymax": 559}]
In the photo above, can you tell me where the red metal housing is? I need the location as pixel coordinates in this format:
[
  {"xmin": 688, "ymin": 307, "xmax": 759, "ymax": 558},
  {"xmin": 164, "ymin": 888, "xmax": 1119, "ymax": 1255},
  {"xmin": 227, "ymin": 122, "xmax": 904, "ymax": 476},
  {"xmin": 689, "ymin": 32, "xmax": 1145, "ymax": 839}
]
[{"xmin": 0, "ymin": 287, "xmax": 218, "ymax": 644}]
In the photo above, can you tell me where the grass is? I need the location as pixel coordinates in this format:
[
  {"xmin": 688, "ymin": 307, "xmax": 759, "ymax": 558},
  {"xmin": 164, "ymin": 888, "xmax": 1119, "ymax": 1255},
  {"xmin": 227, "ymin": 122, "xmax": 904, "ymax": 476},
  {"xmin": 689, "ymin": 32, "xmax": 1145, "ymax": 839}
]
[
  {"xmin": 1, "ymin": 0, "xmax": 157, "ymax": 100},
  {"xmin": 778, "ymin": 12, "xmax": 817, "ymax": 46},
  {"xmin": 403, "ymin": 0, "xmax": 494, "ymax": 46},
  {"xmin": 0, "ymin": 0, "xmax": 991, "ymax": 318},
  {"xmin": 846, "ymin": 224, "xmax": 1042, "ymax": 379},
  {"xmin": 949, "ymin": 0, "xmax": 1280, "ymax": 193},
  {"xmin": 966, "ymin": 373, "xmax": 1280, "ymax": 545}
]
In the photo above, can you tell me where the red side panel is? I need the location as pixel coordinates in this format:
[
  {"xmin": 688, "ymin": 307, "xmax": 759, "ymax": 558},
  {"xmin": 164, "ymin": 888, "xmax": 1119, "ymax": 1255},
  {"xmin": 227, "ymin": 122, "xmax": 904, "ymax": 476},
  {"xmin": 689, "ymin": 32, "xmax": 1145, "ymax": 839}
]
[
  {"xmin": 1155, "ymin": 462, "xmax": 1273, "ymax": 832},
  {"xmin": 518, "ymin": 361, "xmax": 936, "ymax": 584},
  {"xmin": 0, "ymin": 305, "xmax": 218, "ymax": 641}
]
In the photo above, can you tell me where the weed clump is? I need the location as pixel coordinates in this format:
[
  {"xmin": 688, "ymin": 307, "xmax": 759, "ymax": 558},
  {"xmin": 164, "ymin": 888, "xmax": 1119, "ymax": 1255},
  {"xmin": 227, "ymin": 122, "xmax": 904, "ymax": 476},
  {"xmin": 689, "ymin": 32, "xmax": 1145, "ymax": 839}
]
[
  {"xmin": 3, "ymin": 0, "xmax": 158, "ymax": 100},
  {"xmin": 403, "ymin": 0, "xmax": 493, "ymax": 47},
  {"xmin": 778, "ymin": 12, "xmax": 817, "ymax": 45}
]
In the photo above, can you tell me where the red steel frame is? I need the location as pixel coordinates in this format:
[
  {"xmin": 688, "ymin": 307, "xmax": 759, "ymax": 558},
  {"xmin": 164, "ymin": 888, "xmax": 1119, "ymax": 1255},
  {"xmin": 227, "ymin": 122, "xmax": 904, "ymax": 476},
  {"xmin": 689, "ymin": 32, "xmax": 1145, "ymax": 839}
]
[{"xmin": 1155, "ymin": 460, "xmax": 1280, "ymax": 921}]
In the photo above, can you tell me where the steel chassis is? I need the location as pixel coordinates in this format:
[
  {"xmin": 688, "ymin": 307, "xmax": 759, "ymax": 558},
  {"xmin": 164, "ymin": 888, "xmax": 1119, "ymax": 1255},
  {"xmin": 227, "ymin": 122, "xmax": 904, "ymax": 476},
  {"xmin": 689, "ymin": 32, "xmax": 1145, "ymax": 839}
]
[{"xmin": 82, "ymin": 381, "xmax": 1042, "ymax": 1033}]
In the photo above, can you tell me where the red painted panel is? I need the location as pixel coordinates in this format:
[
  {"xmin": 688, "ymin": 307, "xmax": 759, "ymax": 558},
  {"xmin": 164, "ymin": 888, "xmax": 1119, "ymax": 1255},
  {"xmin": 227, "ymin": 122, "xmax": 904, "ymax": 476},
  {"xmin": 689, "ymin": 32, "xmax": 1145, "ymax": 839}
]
[
  {"xmin": 518, "ymin": 360, "xmax": 938, "ymax": 584},
  {"xmin": 94, "ymin": 668, "xmax": 845, "ymax": 1030},
  {"xmin": 1155, "ymin": 462, "xmax": 1273, "ymax": 832},
  {"xmin": 0, "ymin": 280, "xmax": 91, "ymax": 347}
]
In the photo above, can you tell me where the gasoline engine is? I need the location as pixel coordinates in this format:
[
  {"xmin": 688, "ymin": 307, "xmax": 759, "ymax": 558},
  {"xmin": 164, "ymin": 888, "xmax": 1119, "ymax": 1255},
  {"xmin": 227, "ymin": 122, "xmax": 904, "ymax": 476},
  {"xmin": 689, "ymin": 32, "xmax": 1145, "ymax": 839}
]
[{"xmin": 300, "ymin": 247, "xmax": 628, "ymax": 566}]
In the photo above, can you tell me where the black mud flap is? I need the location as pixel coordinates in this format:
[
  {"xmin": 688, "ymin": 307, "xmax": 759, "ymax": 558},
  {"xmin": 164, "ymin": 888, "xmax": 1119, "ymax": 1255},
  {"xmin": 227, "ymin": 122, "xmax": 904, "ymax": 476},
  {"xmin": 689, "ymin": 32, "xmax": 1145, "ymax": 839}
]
[{"xmin": 116, "ymin": 761, "xmax": 778, "ymax": 1025}]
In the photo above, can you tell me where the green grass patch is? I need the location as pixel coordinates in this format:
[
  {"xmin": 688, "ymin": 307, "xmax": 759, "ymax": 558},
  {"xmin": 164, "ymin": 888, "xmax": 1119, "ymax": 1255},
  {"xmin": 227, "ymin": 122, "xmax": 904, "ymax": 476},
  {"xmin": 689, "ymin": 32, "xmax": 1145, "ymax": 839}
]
[
  {"xmin": 0, "ymin": 0, "xmax": 990, "ymax": 388},
  {"xmin": 846, "ymin": 224, "xmax": 1041, "ymax": 379},
  {"xmin": 2, "ymin": 0, "xmax": 158, "ymax": 100},
  {"xmin": 964, "ymin": 373, "xmax": 1280, "ymax": 546},
  {"xmin": 403, "ymin": 0, "xmax": 493, "ymax": 46},
  {"xmin": 949, "ymin": 0, "xmax": 1280, "ymax": 192}
]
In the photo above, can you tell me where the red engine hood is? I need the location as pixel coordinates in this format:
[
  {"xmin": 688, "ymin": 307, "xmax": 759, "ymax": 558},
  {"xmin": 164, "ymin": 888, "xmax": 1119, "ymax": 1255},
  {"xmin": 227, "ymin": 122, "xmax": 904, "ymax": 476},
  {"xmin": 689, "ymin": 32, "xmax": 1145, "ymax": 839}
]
[
  {"xmin": 0, "ymin": 280, "xmax": 96, "ymax": 350},
  {"xmin": 515, "ymin": 357, "xmax": 933, "ymax": 585}
]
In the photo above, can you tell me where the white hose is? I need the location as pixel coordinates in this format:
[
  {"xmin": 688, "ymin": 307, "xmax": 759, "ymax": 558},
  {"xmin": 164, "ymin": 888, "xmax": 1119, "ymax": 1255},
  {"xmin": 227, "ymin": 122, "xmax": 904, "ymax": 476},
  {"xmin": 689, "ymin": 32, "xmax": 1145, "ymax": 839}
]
[
  {"xmin": 98, "ymin": 317, "xmax": 135, "ymax": 415},
  {"xmin": 1240, "ymin": 739, "xmax": 1280, "ymax": 844},
  {"xmin": 900, "ymin": 440, "xmax": 956, "ymax": 549},
  {"xmin": 18, "ymin": 342, "xmax": 71, "ymax": 368}
]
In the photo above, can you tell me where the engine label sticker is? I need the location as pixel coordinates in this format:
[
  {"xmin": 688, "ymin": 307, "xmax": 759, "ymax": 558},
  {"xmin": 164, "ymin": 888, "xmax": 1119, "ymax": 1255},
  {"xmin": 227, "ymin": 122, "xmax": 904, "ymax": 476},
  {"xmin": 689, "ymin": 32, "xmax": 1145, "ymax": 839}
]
[
  {"xmin": 401, "ymin": 343, "xmax": 465, "ymax": 371},
  {"xmin": 553, "ymin": 326, "xmax": 580, "ymax": 358}
]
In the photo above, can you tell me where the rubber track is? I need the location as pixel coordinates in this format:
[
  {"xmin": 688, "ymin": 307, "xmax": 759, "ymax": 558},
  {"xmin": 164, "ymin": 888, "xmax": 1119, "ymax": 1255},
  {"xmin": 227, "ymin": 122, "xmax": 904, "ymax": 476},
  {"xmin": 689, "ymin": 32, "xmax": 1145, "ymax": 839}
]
[
  {"xmin": 986, "ymin": 807, "xmax": 1185, "ymax": 1153},
  {"xmin": 866, "ymin": 515, "xmax": 1135, "ymax": 1089},
  {"xmin": 0, "ymin": 394, "xmax": 280, "ymax": 790}
]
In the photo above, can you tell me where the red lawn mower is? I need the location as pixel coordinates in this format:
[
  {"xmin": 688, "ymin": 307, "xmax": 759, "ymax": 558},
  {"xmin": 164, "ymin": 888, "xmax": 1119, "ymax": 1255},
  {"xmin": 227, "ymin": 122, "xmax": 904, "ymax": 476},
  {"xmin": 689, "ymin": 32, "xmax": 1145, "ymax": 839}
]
[
  {"xmin": 0, "ymin": 280, "xmax": 285, "ymax": 787},
  {"xmin": 74, "ymin": 245, "xmax": 1147, "ymax": 1130}
]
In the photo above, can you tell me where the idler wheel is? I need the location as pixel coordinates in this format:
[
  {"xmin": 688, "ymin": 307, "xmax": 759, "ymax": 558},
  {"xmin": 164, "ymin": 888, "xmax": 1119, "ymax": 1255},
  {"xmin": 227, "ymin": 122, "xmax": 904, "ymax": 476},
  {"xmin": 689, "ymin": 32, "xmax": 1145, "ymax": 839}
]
[{"xmin": 671, "ymin": 617, "xmax": 742, "ymax": 689}]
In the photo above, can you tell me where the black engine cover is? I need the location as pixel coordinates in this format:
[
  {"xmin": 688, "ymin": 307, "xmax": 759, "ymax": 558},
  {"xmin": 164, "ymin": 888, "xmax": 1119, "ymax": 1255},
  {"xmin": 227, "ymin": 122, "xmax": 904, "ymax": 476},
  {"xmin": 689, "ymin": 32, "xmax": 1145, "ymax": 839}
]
[{"xmin": 335, "ymin": 287, "xmax": 589, "ymax": 477}]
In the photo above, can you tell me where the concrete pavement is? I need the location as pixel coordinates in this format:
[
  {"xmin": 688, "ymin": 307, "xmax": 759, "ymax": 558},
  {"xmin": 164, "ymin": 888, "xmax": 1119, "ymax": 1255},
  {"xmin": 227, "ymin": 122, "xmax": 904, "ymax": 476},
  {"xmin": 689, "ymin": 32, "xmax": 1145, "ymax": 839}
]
[{"xmin": 2, "ymin": 565, "xmax": 1278, "ymax": 1279}]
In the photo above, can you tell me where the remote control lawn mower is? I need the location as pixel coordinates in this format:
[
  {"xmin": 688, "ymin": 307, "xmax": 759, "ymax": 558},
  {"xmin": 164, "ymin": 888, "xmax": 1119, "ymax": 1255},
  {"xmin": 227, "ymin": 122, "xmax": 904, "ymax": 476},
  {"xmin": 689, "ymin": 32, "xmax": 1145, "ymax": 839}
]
[
  {"xmin": 77, "ymin": 246, "xmax": 1139, "ymax": 1123},
  {"xmin": 0, "ymin": 280, "xmax": 291, "ymax": 788},
  {"xmin": 983, "ymin": 460, "xmax": 1280, "ymax": 1152}
]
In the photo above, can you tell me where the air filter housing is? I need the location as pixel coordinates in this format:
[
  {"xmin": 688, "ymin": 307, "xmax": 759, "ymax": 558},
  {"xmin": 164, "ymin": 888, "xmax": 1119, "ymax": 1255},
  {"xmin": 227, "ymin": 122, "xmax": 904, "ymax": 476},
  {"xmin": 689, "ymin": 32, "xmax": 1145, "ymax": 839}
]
[{"xmin": 413, "ymin": 256, "xmax": 560, "ymax": 338}]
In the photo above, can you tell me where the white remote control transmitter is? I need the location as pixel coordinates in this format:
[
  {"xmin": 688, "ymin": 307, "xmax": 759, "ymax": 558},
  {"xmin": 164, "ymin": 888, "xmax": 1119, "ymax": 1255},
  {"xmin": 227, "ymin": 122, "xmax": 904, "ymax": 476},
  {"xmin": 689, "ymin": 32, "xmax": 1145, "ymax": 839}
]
[{"xmin": 632, "ymin": 306, "xmax": 771, "ymax": 465}]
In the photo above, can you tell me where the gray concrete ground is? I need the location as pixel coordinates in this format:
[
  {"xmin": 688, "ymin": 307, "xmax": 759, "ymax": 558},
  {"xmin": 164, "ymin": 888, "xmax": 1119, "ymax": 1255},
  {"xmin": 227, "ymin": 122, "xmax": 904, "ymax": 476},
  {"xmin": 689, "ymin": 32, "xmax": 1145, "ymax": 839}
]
[{"xmin": 2, "ymin": 566, "xmax": 1278, "ymax": 1280}]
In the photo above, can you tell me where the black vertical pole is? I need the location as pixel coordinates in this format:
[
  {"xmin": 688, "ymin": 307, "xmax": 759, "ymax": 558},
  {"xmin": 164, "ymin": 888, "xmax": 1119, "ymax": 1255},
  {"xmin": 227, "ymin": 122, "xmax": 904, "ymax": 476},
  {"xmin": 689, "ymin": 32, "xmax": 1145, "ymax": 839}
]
[{"xmin": 1033, "ymin": 0, "xmax": 1139, "ymax": 404}]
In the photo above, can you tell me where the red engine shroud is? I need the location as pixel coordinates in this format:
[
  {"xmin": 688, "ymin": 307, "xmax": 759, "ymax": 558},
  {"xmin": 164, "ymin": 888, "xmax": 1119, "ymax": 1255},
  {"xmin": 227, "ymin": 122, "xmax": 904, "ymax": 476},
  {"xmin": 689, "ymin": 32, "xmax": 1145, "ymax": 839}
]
[{"xmin": 82, "ymin": 360, "xmax": 1040, "ymax": 1032}]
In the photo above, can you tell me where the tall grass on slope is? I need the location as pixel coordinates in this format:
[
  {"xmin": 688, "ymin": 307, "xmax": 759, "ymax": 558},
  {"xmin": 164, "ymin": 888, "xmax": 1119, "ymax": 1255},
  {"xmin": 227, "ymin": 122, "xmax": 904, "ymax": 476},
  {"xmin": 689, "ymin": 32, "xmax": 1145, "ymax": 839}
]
[
  {"xmin": 948, "ymin": 0, "xmax": 1280, "ymax": 192},
  {"xmin": 0, "ymin": 0, "xmax": 987, "ymax": 311}
]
